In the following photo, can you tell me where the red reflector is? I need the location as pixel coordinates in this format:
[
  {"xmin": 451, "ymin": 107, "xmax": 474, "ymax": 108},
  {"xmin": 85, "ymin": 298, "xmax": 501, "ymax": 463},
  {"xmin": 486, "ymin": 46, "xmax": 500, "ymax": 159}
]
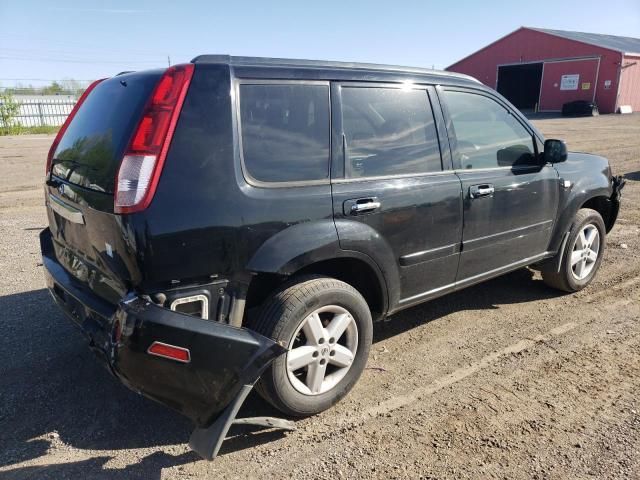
[
  {"xmin": 46, "ymin": 78, "xmax": 104, "ymax": 175},
  {"xmin": 115, "ymin": 63, "xmax": 194, "ymax": 214},
  {"xmin": 147, "ymin": 341, "xmax": 191, "ymax": 363}
]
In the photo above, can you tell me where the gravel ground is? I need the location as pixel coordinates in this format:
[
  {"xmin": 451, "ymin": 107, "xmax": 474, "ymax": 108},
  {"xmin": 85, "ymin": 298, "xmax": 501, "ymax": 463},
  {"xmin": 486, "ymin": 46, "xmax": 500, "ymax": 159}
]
[{"xmin": 0, "ymin": 115, "xmax": 639, "ymax": 479}]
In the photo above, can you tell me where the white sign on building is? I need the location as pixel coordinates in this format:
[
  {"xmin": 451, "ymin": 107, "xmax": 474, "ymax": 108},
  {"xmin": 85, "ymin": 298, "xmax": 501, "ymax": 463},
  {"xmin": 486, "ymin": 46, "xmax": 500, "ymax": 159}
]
[{"xmin": 560, "ymin": 74, "xmax": 580, "ymax": 91}]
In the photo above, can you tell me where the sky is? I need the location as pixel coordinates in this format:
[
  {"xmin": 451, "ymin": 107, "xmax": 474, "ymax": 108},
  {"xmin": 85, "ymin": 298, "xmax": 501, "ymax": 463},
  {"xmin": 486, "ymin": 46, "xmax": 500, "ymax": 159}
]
[{"xmin": 1, "ymin": 0, "xmax": 639, "ymax": 88}]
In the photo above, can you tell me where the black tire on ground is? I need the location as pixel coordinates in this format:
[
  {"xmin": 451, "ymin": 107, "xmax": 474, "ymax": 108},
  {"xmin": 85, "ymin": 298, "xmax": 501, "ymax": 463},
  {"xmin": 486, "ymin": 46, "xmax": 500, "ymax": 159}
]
[
  {"xmin": 251, "ymin": 275, "xmax": 373, "ymax": 417},
  {"xmin": 541, "ymin": 208, "xmax": 606, "ymax": 292}
]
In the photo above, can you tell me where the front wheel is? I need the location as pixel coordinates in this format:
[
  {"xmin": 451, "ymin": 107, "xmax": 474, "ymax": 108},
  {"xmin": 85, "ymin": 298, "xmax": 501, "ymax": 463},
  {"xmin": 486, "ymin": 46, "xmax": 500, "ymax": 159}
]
[
  {"xmin": 542, "ymin": 208, "xmax": 606, "ymax": 292},
  {"xmin": 251, "ymin": 276, "xmax": 372, "ymax": 417}
]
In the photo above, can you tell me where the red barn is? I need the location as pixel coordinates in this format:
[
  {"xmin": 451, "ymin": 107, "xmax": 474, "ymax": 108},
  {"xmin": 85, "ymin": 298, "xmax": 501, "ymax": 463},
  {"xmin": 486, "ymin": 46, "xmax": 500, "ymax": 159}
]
[{"xmin": 447, "ymin": 27, "xmax": 640, "ymax": 114}]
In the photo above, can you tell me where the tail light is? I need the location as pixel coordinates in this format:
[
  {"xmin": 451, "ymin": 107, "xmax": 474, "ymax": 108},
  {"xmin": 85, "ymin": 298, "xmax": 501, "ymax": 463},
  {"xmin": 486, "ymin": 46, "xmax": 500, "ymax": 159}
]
[
  {"xmin": 114, "ymin": 64, "xmax": 194, "ymax": 214},
  {"xmin": 46, "ymin": 79, "xmax": 104, "ymax": 175}
]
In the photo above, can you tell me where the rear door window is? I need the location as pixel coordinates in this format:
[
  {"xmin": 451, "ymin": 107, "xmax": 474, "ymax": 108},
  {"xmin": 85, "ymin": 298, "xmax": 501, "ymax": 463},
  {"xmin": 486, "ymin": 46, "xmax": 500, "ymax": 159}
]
[
  {"xmin": 239, "ymin": 83, "xmax": 330, "ymax": 184},
  {"xmin": 341, "ymin": 87, "xmax": 442, "ymax": 178}
]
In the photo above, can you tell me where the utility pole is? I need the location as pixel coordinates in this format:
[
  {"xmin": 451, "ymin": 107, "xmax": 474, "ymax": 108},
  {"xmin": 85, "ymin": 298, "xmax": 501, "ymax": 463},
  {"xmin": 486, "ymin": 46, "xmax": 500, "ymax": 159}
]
[{"xmin": 167, "ymin": 55, "xmax": 171, "ymax": 67}]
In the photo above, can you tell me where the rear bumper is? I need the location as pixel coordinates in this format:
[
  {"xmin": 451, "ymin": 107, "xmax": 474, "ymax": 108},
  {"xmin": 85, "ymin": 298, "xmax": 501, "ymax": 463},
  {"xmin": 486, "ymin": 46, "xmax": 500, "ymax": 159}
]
[{"xmin": 40, "ymin": 228, "xmax": 285, "ymax": 427}]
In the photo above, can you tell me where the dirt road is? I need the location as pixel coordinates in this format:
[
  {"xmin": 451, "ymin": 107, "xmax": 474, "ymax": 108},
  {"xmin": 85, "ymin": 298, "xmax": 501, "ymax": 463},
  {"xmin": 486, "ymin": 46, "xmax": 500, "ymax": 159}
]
[{"xmin": 1, "ymin": 116, "xmax": 638, "ymax": 479}]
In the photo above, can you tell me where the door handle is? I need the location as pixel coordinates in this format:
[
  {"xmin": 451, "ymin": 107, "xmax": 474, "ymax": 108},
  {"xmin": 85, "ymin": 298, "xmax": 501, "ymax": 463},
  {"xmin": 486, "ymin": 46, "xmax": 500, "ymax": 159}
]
[
  {"xmin": 469, "ymin": 184, "xmax": 495, "ymax": 199},
  {"xmin": 344, "ymin": 197, "xmax": 381, "ymax": 215}
]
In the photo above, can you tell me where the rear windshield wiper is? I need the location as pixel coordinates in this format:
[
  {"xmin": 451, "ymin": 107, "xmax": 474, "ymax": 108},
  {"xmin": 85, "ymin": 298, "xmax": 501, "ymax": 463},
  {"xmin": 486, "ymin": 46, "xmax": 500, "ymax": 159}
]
[
  {"xmin": 51, "ymin": 158, "xmax": 98, "ymax": 183},
  {"xmin": 52, "ymin": 158, "xmax": 97, "ymax": 172}
]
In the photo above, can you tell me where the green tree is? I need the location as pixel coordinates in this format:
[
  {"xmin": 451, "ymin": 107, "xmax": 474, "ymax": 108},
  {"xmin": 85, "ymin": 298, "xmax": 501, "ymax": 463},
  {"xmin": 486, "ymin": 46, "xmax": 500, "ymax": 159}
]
[
  {"xmin": 42, "ymin": 81, "xmax": 64, "ymax": 95},
  {"xmin": 61, "ymin": 78, "xmax": 83, "ymax": 95},
  {"xmin": 0, "ymin": 93, "xmax": 20, "ymax": 133}
]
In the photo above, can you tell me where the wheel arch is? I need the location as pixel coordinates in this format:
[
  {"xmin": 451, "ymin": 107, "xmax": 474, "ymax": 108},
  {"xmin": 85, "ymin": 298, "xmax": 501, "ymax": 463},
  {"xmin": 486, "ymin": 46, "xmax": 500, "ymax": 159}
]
[
  {"xmin": 548, "ymin": 188, "xmax": 613, "ymax": 254},
  {"xmin": 246, "ymin": 253, "xmax": 389, "ymax": 322},
  {"xmin": 294, "ymin": 255, "xmax": 388, "ymax": 321},
  {"xmin": 550, "ymin": 153, "xmax": 618, "ymax": 251},
  {"xmin": 580, "ymin": 195, "xmax": 618, "ymax": 233},
  {"xmin": 245, "ymin": 220, "xmax": 392, "ymax": 321}
]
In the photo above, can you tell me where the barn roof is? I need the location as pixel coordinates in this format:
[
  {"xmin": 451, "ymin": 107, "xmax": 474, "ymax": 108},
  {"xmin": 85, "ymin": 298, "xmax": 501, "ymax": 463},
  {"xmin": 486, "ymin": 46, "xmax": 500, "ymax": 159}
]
[
  {"xmin": 531, "ymin": 28, "xmax": 640, "ymax": 55},
  {"xmin": 447, "ymin": 27, "xmax": 640, "ymax": 70}
]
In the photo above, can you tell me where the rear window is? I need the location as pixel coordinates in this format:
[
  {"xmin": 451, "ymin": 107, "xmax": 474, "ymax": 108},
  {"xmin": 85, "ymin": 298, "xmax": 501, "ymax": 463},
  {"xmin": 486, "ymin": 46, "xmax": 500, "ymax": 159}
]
[
  {"xmin": 52, "ymin": 71, "xmax": 162, "ymax": 193},
  {"xmin": 239, "ymin": 83, "xmax": 330, "ymax": 184}
]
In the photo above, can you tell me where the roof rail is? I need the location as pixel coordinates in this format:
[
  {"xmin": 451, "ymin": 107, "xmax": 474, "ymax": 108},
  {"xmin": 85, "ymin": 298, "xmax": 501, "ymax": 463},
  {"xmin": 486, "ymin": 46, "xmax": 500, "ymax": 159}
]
[{"xmin": 190, "ymin": 54, "xmax": 480, "ymax": 83}]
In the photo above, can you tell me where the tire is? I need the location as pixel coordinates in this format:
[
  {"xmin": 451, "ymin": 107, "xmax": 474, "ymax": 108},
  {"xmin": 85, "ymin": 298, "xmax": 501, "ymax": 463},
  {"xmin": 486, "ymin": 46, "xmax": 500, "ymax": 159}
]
[
  {"xmin": 541, "ymin": 208, "xmax": 606, "ymax": 292},
  {"xmin": 251, "ymin": 276, "xmax": 373, "ymax": 417}
]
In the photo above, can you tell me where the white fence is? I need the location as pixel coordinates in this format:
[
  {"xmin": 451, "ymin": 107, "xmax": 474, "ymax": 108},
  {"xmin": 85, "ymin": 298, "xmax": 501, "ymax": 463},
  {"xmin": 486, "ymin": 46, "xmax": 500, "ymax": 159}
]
[{"xmin": 2, "ymin": 96, "xmax": 78, "ymax": 127}]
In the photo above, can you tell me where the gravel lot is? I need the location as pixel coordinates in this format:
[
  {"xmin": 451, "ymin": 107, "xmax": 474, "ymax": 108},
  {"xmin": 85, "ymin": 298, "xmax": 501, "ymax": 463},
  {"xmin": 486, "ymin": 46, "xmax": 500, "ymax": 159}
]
[{"xmin": 1, "ymin": 116, "xmax": 639, "ymax": 479}]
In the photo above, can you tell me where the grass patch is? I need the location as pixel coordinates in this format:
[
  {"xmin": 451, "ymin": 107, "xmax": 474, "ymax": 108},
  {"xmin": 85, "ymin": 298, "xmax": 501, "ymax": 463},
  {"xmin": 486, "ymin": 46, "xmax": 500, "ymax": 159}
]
[{"xmin": 1, "ymin": 125, "xmax": 60, "ymax": 136}]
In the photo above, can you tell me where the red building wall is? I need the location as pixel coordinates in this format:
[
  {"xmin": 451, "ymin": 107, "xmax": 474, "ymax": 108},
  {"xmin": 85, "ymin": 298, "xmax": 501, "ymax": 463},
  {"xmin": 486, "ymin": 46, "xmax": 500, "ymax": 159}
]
[
  {"xmin": 618, "ymin": 55, "xmax": 640, "ymax": 111},
  {"xmin": 447, "ymin": 28, "xmax": 623, "ymax": 113},
  {"xmin": 539, "ymin": 58, "xmax": 599, "ymax": 111}
]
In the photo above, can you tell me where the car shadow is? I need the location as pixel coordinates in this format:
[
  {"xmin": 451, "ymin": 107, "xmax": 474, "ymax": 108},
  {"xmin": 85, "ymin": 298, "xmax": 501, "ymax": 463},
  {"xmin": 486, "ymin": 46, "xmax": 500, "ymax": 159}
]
[
  {"xmin": 0, "ymin": 268, "xmax": 562, "ymax": 477},
  {"xmin": 373, "ymin": 268, "xmax": 562, "ymax": 343},
  {"xmin": 0, "ymin": 287, "xmax": 289, "ymax": 478},
  {"xmin": 624, "ymin": 171, "xmax": 640, "ymax": 181},
  {"xmin": 522, "ymin": 111, "xmax": 564, "ymax": 120}
]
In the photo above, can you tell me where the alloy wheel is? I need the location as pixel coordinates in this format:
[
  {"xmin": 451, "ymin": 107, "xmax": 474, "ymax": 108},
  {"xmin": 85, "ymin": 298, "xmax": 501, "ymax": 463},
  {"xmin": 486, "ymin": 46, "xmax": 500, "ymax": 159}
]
[
  {"xmin": 286, "ymin": 305, "xmax": 358, "ymax": 396},
  {"xmin": 570, "ymin": 223, "xmax": 600, "ymax": 280}
]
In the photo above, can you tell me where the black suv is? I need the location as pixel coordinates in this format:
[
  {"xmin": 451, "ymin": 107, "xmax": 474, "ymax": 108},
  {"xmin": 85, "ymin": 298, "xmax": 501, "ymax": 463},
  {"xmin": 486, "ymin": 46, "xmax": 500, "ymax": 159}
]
[{"xmin": 40, "ymin": 55, "xmax": 624, "ymax": 459}]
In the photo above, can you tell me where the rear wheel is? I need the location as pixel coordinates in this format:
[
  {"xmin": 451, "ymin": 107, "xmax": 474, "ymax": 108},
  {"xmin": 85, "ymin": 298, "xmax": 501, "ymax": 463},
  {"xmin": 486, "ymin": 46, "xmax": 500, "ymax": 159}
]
[
  {"xmin": 542, "ymin": 208, "xmax": 606, "ymax": 292},
  {"xmin": 251, "ymin": 276, "xmax": 372, "ymax": 417}
]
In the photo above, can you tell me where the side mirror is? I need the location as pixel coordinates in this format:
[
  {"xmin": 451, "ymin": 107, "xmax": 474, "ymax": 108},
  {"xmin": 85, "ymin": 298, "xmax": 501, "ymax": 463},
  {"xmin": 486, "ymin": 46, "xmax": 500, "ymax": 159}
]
[{"xmin": 544, "ymin": 139, "xmax": 568, "ymax": 163}]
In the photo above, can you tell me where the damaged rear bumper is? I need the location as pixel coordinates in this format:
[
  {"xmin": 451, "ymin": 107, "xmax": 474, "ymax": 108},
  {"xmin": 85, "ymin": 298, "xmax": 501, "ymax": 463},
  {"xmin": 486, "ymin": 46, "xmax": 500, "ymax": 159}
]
[{"xmin": 40, "ymin": 228, "xmax": 288, "ymax": 458}]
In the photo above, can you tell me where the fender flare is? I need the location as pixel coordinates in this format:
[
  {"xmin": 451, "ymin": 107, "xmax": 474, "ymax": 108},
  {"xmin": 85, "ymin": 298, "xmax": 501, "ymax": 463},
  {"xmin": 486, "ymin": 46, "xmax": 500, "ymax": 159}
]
[
  {"xmin": 548, "ymin": 186, "xmax": 612, "ymax": 254},
  {"xmin": 549, "ymin": 153, "xmax": 616, "ymax": 253},
  {"xmin": 246, "ymin": 219, "xmax": 396, "ymax": 314},
  {"xmin": 246, "ymin": 220, "xmax": 341, "ymax": 275}
]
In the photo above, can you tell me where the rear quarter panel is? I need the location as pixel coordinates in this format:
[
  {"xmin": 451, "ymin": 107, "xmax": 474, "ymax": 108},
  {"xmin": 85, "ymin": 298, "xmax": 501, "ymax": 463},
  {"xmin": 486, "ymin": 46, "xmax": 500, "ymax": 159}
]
[{"xmin": 134, "ymin": 64, "xmax": 335, "ymax": 290}]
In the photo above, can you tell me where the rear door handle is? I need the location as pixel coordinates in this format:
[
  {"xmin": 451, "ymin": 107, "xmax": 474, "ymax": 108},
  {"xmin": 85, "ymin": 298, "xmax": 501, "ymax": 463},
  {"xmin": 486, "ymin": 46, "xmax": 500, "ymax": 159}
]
[
  {"xmin": 343, "ymin": 197, "xmax": 381, "ymax": 215},
  {"xmin": 469, "ymin": 184, "xmax": 495, "ymax": 199}
]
